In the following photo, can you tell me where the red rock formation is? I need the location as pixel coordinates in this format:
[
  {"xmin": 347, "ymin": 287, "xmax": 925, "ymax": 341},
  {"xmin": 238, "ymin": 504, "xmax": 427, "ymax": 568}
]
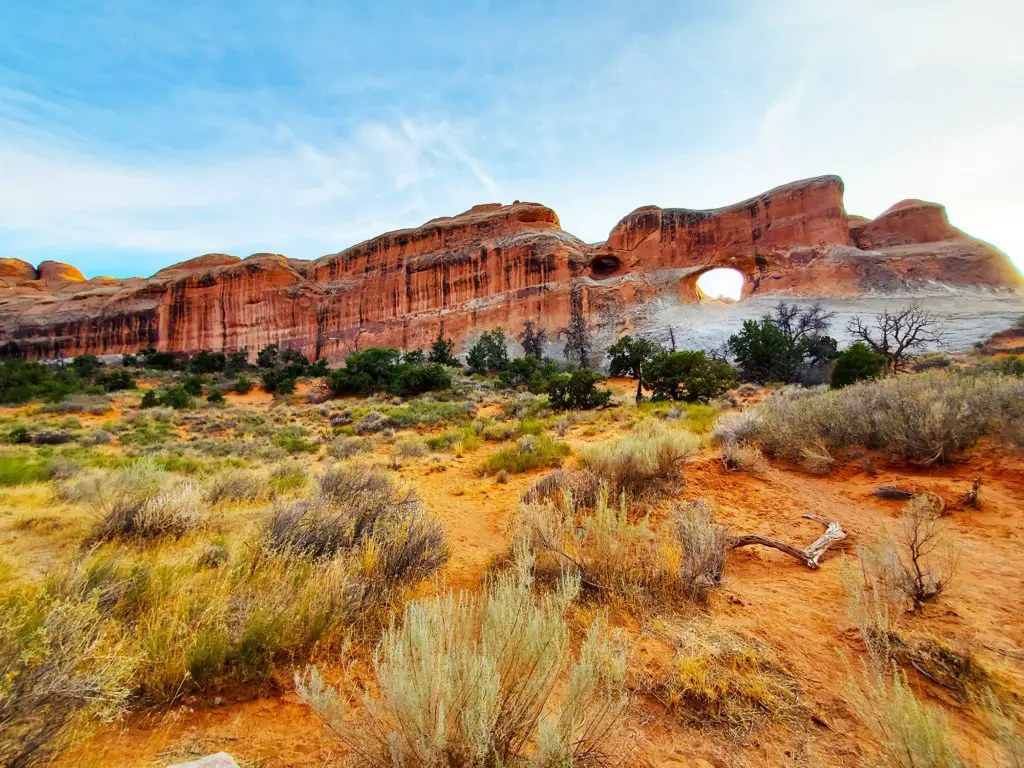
[{"xmin": 0, "ymin": 176, "xmax": 1019, "ymax": 361}]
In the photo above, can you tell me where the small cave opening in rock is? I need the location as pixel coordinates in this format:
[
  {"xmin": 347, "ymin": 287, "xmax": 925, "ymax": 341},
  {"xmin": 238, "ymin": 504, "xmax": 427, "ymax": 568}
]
[
  {"xmin": 590, "ymin": 255, "xmax": 621, "ymax": 278},
  {"xmin": 695, "ymin": 267, "xmax": 744, "ymax": 301}
]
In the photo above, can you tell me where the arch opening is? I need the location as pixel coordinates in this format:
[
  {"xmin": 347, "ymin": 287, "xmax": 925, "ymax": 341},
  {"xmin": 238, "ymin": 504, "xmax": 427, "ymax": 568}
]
[
  {"xmin": 590, "ymin": 255, "xmax": 620, "ymax": 277},
  {"xmin": 695, "ymin": 267, "xmax": 744, "ymax": 301}
]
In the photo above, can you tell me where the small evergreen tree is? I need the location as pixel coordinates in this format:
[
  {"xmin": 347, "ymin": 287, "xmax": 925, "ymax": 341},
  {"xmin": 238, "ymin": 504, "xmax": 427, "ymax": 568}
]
[
  {"xmin": 546, "ymin": 369, "xmax": 612, "ymax": 411},
  {"xmin": 606, "ymin": 335, "xmax": 664, "ymax": 405},
  {"xmin": 466, "ymin": 329, "xmax": 509, "ymax": 374},
  {"xmin": 140, "ymin": 389, "xmax": 159, "ymax": 408},
  {"xmin": 256, "ymin": 344, "xmax": 280, "ymax": 370},
  {"xmin": 428, "ymin": 332, "xmax": 459, "ymax": 366}
]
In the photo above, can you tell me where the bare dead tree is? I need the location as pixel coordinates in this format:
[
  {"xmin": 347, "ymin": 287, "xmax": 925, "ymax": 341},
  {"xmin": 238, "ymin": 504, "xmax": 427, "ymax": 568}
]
[
  {"xmin": 560, "ymin": 285, "xmax": 593, "ymax": 368},
  {"xmin": 729, "ymin": 513, "xmax": 847, "ymax": 569},
  {"xmin": 517, "ymin": 319, "xmax": 548, "ymax": 360},
  {"xmin": 847, "ymin": 303, "xmax": 945, "ymax": 373}
]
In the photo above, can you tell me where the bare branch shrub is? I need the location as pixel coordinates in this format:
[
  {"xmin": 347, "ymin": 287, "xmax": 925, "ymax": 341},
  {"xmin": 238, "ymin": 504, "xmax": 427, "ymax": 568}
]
[
  {"xmin": 296, "ymin": 551, "xmax": 629, "ymax": 767},
  {"xmin": 897, "ymin": 495, "xmax": 957, "ymax": 608},
  {"xmin": 847, "ymin": 303, "xmax": 945, "ymax": 373}
]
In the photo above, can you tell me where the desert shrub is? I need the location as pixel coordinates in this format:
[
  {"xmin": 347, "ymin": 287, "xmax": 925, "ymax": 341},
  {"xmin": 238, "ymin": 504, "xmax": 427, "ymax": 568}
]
[
  {"xmin": 672, "ymin": 500, "xmax": 730, "ymax": 602},
  {"xmin": 393, "ymin": 437, "xmax": 428, "ymax": 459},
  {"xmin": 273, "ymin": 426, "xmax": 318, "ymax": 454},
  {"xmin": 480, "ymin": 420, "xmax": 518, "ymax": 441},
  {"xmin": 139, "ymin": 389, "xmax": 159, "ymax": 408},
  {"xmin": 181, "ymin": 375, "xmax": 205, "ymax": 396},
  {"xmin": 482, "ymin": 434, "xmax": 570, "ymax": 475},
  {"xmin": 720, "ymin": 442, "xmax": 767, "ymax": 474},
  {"xmin": 234, "ymin": 376, "xmax": 253, "ymax": 394},
  {"xmin": 522, "ymin": 468, "xmax": 601, "ymax": 508},
  {"xmin": 386, "ymin": 399, "xmax": 474, "ymax": 429},
  {"xmin": 831, "ymin": 342, "xmax": 886, "ymax": 388},
  {"xmin": 206, "ymin": 389, "xmax": 225, "ymax": 404},
  {"xmin": 645, "ymin": 351, "xmax": 737, "ymax": 403},
  {"xmin": 709, "ymin": 409, "xmax": 764, "ymax": 446},
  {"xmin": 204, "ymin": 469, "xmax": 270, "ymax": 504},
  {"xmin": 30, "ymin": 430, "xmax": 74, "ymax": 446},
  {"xmin": 0, "ymin": 588, "xmax": 135, "ymax": 767},
  {"xmin": 389, "ymin": 363, "xmax": 452, "ymax": 397},
  {"xmin": 265, "ymin": 465, "xmax": 447, "ymax": 585},
  {"xmin": 424, "ymin": 427, "xmax": 481, "ymax": 455},
  {"xmin": 501, "ymin": 392, "xmax": 551, "ymax": 421},
  {"xmin": 268, "ymin": 463, "xmax": 308, "ymax": 496},
  {"xmin": 296, "ymin": 552, "xmax": 628, "ymax": 767},
  {"xmin": 756, "ymin": 371, "xmax": 1024, "ymax": 466},
  {"xmin": 578, "ymin": 420, "xmax": 700, "ymax": 500},
  {"xmin": 546, "ymin": 369, "xmax": 611, "ymax": 411},
  {"xmin": 638, "ymin": 619, "xmax": 796, "ymax": 730},
  {"xmin": 188, "ymin": 350, "xmax": 227, "ymax": 374},
  {"xmin": 98, "ymin": 369, "xmax": 136, "ymax": 392},
  {"xmin": 261, "ymin": 370, "xmax": 295, "ymax": 396},
  {"xmin": 895, "ymin": 495, "xmax": 957, "ymax": 608},
  {"xmin": 0, "ymin": 358, "xmax": 84, "ymax": 404},
  {"xmin": 841, "ymin": 546, "xmax": 909, "ymax": 664},
  {"xmin": 158, "ymin": 385, "xmax": 194, "ymax": 410},
  {"xmin": 995, "ymin": 355, "xmax": 1024, "ymax": 377},
  {"xmin": 7, "ymin": 426, "xmax": 30, "ymax": 445},
  {"xmin": 327, "ymin": 436, "xmax": 372, "ymax": 459},
  {"xmin": 356, "ymin": 411, "xmax": 388, "ymax": 434},
  {"xmin": 85, "ymin": 465, "xmax": 202, "ymax": 544},
  {"xmin": 499, "ymin": 356, "xmax": 559, "ymax": 392},
  {"xmin": 82, "ymin": 429, "xmax": 113, "ymax": 446},
  {"xmin": 514, "ymin": 488, "xmax": 688, "ymax": 608},
  {"xmin": 428, "ymin": 332, "xmax": 460, "ymax": 366},
  {"xmin": 41, "ymin": 393, "xmax": 112, "ymax": 415},
  {"xmin": 847, "ymin": 665, "xmax": 963, "ymax": 768}
]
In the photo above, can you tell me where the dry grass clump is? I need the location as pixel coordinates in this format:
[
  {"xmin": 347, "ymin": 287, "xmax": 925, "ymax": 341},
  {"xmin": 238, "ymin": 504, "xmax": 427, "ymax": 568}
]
[
  {"xmin": 846, "ymin": 665, "xmax": 963, "ymax": 768},
  {"xmin": 710, "ymin": 410, "xmax": 764, "ymax": 447},
  {"xmin": 672, "ymin": 500, "xmax": 730, "ymax": 602},
  {"xmin": 522, "ymin": 468, "xmax": 601, "ymax": 507},
  {"xmin": 203, "ymin": 468, "xmax": 270, "ymax": 504},
  {"xmin": 578, "ymin": 420, "xmax": 700, "ymax": 500},
  {"xmin": 637, "ymin": 619, "xmax": 797, "ymax": 731},
  {"xmin": 265, "ymin": 464, "xmax": 448, "ymax": 586},
  {"xmin": 84, "ymin": 462, "xmax": 202, "ymax": 545},
  {"xmin": 720, "ymin": 442, "xmax": 768, "ymax": 475},
  {"xmin": 757, "ymin": 371, "xmax": 1024, "ymax": 467},
  {"xmin": 296, "ymin": 551, "xmax": 629, "ymax": 767},
  {"xmin": 0, "ymin": 587, "xmax": 135, "ymax": 767},
  {"xmin": 482, "ymin": 434, "xmax": 571, "ymax": 476}
]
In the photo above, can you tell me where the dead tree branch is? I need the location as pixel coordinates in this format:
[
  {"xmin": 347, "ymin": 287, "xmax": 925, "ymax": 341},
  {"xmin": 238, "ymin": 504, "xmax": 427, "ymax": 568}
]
[{"xmin": 729, "ymin": 513, "xmax": 847, "ymax": 569}]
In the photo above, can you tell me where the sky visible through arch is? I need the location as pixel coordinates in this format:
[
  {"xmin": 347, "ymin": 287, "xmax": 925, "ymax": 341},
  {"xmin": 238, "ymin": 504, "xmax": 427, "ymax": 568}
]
[{"xmin": 0, "ymin": 0, "xmax": 1021, "ymax": 279}]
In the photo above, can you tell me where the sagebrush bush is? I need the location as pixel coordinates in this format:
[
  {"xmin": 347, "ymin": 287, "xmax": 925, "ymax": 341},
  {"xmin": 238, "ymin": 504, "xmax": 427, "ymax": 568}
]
[
  {"xmin": 327, "ymin": 435, "xmax": 371, "ymax": 459},
  {"xmin": 87, "ymin": 482, "xmax": 202, "ymax": 544},
  {"xmin": 847, "ymin": 664, "xmax": 963, "ymax": 768},
  {"xmin": 0, "ymin": 588, "xmax": 135, "ymax": 767},
  {"xmin": 710, "ymin": 410, "xmax": 764, "ymax": 446},
  {"xmin": 757, "ymin": 371, "xmax": 1024, "ymax": 466},
  {"xmin": 578, "ymin": 420, "xmax": 700, "ymax": 499},
  {"xmin": 297, "ymin": 550, "xmax": 629, "ymax": 767},
  {"xmin": 204, "ymin": 468, "xmax": 270, "ymax": 504},
  {"xmin": 265, "ymin": 464, "xmax": 448, "ymax": 586},
  {"xmin": 720, "ymin": 442, "xmax": 767, "ymax": 474}
]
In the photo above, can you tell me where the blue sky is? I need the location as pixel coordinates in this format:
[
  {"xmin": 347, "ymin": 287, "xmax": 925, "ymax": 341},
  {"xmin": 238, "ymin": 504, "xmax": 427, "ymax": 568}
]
[{"xmin": 1, "ymin": 0, "xmax": 1021, "ymax": 280}]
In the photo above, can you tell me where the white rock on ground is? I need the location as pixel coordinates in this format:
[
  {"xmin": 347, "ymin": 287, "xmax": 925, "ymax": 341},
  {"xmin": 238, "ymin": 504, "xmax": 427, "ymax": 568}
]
[{"xmin": 168, "ymin": 753, "xmax": 240, "ymax": 768}]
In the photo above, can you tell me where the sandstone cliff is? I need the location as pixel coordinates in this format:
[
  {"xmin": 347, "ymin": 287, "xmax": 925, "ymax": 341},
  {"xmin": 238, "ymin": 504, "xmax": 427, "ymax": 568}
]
[{"xmin": 0, "ymin": 175, "xmax": 1019, "ymax": 361}]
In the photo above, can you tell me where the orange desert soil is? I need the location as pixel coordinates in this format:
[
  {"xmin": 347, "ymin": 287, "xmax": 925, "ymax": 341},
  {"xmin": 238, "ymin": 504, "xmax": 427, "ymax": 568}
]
[{"xmin": 62, "ymin": 427, "xmax": 1024, "ymax": 767}]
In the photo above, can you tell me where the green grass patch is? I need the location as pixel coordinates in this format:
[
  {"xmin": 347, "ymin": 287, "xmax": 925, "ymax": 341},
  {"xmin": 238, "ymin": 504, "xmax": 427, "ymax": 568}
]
[{"xmin": 482, "ymin": 435, "xmax": 570, "ymax": 475}]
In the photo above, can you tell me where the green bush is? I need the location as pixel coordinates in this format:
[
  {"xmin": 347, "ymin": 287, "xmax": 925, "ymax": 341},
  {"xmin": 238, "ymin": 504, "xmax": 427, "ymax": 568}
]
[
  {"xmin": 390, "ymin": 363, "xmax": 452, "ymax": 397},
  {"xmin": 234, "ymin": 376, "xmax": 253, "ymax": 394},
  {"xmin": 499, "ymin": 356, "xmax": 558, "ymax": 392},
  {"xmin": 645, "ymin": 351, "xmax": 737, "ymax": 402},
  {"xmin": 546, "ymin": 369, "xmax": 611, "ymax": 411},
  {"xmin": 140, "ymin": 390, "xmax": 160, "ymax": 408},
  {"xmin": 98, "ymin": 369, "xmax": 136, "ymax": 392},
  {"xmin": 831, "ymin": 342, "xmax": 887, "ymax": 388},
  {"xmin": 262, "ymin": 370, "xmax": 296, "ymax": 396},
  {"xmin": 995, "ymin": 355, "xmax": 1024, "ymax": 377},
  {"xmin": 428, "ymin": 332, "xmax": 460, "ymax": 366},
  {"xmin": 0, "ymin": 454, "xmax": 46, "ymax": 485},
  {"xmin": 158, "ymin": 385, "xmax": 194, "ymax": 410},
  {"xmin": 206, "ymin": 389, "xmax": 225, "ymax": 404},
  {"xmin": 8, "ymin": 426, "xmax": 30, "ymax": 444},
  {"xmin": 188, "ymin": 350, "xmax": 227, "ymax": 373},
  {"xmin": 466, "ymin": 329, "xmax": 509, "ymax": 374},
  {"xmin": 0, "ymin": 359, "xmax": 83, "ymax": 404},
  {"xmin": 182, "ymin": 375, "xmax": 205, "ymax": 396}
]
